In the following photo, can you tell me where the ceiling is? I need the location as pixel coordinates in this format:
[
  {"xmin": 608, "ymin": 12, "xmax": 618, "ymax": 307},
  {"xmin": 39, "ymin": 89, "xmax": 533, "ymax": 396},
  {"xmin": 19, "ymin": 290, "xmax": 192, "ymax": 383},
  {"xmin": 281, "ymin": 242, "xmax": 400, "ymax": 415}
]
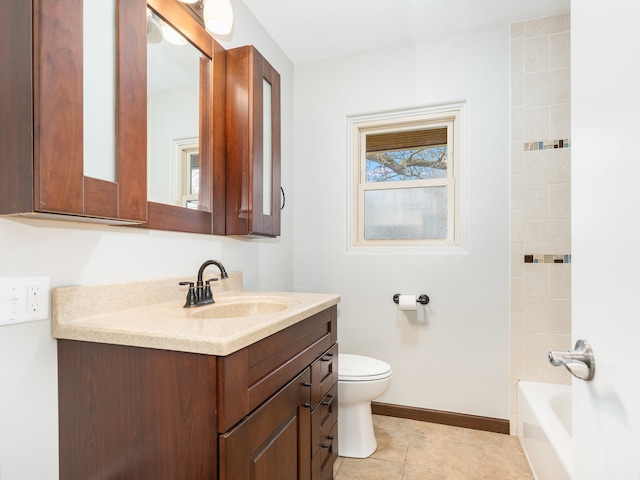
[{"xmin": 240, "ymin": 0, "xmax": 570, "ymax": 65}]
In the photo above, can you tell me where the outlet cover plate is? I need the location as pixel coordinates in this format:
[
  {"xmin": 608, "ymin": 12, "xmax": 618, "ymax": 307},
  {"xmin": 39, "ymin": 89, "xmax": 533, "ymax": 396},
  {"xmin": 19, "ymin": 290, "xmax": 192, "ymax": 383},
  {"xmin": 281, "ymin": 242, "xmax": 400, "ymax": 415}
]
[{"xmin": 0, "ymin": 276, "xmax": 50, "ymax": 326}]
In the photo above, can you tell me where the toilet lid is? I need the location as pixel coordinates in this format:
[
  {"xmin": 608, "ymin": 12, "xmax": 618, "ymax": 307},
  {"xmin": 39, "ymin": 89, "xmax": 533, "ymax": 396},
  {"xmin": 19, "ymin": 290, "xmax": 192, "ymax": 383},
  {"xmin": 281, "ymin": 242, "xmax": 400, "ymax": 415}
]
[{"xmin": 338, "ymin": 353, "xmax": 392, "ymax": 381}]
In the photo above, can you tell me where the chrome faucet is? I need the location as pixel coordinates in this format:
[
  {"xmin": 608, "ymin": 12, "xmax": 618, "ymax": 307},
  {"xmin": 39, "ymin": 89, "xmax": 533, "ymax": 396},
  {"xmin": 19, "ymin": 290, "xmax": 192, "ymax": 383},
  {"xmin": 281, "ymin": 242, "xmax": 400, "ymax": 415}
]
[
  {"xmin": 179, "ymin": 259, "xmax": 229, "ymax": 308},
  {"xmin": 548, "ymin": 339, "xmax": 595, "ymax": 381}
]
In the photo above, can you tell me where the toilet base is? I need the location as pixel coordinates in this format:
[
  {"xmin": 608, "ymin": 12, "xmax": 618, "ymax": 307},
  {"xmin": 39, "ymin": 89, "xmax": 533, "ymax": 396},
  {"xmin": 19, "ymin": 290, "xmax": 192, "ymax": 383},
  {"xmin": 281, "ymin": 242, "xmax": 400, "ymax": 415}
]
[{"xmin": 337, "ymin": 402, "xmax": 377, "ymax": 458}]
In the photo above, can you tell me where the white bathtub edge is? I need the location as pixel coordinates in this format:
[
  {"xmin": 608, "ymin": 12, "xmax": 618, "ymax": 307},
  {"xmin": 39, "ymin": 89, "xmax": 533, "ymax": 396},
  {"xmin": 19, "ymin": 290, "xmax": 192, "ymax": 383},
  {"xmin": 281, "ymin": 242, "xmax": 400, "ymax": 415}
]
[{"xmin": 517, "ymin": 381, "xmax": 572, "ymax": 480}]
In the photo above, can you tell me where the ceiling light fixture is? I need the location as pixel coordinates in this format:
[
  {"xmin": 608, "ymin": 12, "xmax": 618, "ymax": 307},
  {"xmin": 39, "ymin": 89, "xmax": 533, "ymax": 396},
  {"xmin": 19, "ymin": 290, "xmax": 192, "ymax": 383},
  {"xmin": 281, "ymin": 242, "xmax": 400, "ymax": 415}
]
[
  {"xmin": 177, "ymin": 0, "xmax": 199, "ymax": 4},
  {"xmin": 203, "ymin": 0, "xmax": 234, "ymax": 36}
]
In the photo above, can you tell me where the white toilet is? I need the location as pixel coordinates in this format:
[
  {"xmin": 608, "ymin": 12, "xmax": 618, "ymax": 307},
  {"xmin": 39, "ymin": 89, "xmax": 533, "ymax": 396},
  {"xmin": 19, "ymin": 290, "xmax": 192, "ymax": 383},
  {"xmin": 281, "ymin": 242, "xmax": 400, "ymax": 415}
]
[{"xmin": 337, "ymin": 353, "xmax": 393, "ymax": 458}]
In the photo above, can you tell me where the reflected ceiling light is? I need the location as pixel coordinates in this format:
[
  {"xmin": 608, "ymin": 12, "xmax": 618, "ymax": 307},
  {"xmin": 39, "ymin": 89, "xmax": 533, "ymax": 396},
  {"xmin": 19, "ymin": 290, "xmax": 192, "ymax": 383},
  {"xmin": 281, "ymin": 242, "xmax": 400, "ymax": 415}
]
[
  {"xmin": 161, "ymin": 23, "xmax": 188, "ymax": 45},
  {"xmin": 203, "ymin": 0, "xmax": 234, "ymax": 36},
  {"xmin": 146, "ymin": 9, "xmax": 162, "ymax": 44},
  {"xmin": 178, "ymin": 0, "xmax": 199, "ymax": 3},
  {"xmin": 146, "ymin": 8, "xmax": 187, "ymax": 46}
]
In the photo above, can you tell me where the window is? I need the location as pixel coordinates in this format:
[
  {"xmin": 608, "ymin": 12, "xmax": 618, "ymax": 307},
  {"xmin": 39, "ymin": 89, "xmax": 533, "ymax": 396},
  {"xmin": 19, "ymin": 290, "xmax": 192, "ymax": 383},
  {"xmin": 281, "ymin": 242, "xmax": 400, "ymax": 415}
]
[
  {"xmin": 350, "ymin": 106, "xmax": 462, "ymax": 248},
  {"xmin": 180, "ymin": 147, "xmax": 200, "ymax": 209}
]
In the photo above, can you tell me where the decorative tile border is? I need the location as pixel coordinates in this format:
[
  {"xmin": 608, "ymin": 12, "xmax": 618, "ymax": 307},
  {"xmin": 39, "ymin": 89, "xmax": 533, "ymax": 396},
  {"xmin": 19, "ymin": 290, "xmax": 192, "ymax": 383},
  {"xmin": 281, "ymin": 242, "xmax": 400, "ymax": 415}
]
[
  {"xmin": 524, "ymin": 139, "xmax": 571, "ymax": 151},
  {"xmin": 524, "ymin": 254, "xmax": 571, "ymax": 264}
]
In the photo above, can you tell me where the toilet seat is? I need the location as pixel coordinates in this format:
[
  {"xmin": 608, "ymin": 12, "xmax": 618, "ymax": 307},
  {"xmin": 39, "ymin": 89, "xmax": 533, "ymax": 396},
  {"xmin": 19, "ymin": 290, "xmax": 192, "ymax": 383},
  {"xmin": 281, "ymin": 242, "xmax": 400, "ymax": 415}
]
[{"xmin": 338, "ymin": 353, "xmax": 392, "ymax": 382}]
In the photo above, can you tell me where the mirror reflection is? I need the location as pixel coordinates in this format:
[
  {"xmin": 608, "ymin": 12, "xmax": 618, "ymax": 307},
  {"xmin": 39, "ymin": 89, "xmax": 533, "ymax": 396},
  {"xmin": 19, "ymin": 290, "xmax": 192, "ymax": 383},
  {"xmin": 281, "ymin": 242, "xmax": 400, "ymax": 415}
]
[{"xmin": 147, "ymin": 8, "xmax": 204, "ymax": 210}]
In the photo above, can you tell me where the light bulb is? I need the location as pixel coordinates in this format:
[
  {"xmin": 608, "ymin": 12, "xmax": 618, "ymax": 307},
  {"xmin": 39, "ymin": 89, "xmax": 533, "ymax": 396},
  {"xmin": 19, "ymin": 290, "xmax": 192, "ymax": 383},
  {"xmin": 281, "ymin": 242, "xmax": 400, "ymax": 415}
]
[{"xmin": 203, "ymin": 0, "xmax": 233, "ymax": 35}]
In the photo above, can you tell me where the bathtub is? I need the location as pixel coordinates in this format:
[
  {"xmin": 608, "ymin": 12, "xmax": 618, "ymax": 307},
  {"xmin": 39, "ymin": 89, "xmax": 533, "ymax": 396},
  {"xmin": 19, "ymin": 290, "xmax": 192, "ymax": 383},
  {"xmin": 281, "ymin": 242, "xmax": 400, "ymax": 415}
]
[{"xmin": 517, "ymin": 381, "xmax": 572, "ymax": 480}]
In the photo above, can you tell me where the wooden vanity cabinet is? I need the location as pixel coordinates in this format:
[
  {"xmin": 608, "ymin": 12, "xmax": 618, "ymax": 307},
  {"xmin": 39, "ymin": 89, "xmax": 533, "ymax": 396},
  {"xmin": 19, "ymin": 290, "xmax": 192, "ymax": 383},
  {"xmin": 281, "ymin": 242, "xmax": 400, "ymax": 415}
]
[
  {"xmin": 225, "ymin": 45, "xmax": 281, "ymax": 237},
  {"xmin": 57, "ymin": 306, "xmax": 339, "ymax": 479},
  {"xmin": 0, "ymin": 0, "xmax": 146, "ymax": 224}
]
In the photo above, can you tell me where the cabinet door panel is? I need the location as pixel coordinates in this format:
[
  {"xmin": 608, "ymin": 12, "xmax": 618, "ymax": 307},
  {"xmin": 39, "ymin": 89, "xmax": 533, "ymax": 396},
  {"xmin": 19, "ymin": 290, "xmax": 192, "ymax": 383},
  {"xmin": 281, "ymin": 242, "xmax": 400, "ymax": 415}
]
[
  {"xmin": 57, "ymin": 340, "xmax": 217, "ymax": 480},
  {"xmin": 0, "ymin": 0, "xmax": 35, "ymax": 214},
  {"xmin": 225, "ymin": 45, "xmax": 281, "ymax": 236},
  {"xmin": 220, "ymin": 368, "xmax": 311, "ymax": 480},
  {"xmin": 32, "ymin": 0, "xmax": 146, "ymax": 222},
  {"xmin": 35, "ymin": 0, "xmax": 84, "ymax": 215}
]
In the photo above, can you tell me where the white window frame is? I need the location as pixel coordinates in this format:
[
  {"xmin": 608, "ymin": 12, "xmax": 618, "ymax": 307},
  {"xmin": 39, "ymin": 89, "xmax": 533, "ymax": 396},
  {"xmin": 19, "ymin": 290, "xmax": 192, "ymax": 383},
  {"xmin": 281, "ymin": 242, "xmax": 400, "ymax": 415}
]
[
  {"xmin": 348, "ymin": 103, "xmax": 465, "ymax": 251},
  {"xmin": 170, "ymin": 137, "xmax": 199, "ymax": 208}
]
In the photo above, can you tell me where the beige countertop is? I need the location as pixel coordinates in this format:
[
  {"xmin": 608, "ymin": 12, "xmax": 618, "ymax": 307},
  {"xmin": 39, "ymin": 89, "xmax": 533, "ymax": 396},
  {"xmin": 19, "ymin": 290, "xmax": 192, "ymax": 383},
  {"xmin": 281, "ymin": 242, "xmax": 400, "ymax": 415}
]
[{"xmin": 52, "ymin": 273, "xmax": 340, "ymax": 356}]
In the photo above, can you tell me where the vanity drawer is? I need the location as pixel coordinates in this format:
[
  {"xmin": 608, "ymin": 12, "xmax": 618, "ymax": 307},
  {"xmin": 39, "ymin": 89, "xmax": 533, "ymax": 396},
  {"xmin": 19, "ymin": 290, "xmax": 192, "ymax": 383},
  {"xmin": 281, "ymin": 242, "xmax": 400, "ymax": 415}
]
[
  {"xmin": 311, "ymin": 420, "xmax": 338, "ymax": 480},
  {"xmin": 311, "ymin": 344, "xmax": 338, "ymax": 407},
  {"xmin": 217, "ymin": 306, "xmax": 337, "ymax": 432},
  {"xmin": 311, "ymin": 383, "xmax": 338, "ymax": 454}
]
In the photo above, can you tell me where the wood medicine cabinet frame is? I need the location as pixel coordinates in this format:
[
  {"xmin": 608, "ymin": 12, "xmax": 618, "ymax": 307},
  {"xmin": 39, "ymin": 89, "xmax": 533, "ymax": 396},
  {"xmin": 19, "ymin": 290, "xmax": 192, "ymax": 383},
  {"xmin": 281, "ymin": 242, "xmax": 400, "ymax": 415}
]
[
  {"xmin": 144, "ymin": 0, "xmax": 226, "ymax": 235},
  {"xmin": 1, "ymin": 0, "xmax": 147, "ymax": 224}
]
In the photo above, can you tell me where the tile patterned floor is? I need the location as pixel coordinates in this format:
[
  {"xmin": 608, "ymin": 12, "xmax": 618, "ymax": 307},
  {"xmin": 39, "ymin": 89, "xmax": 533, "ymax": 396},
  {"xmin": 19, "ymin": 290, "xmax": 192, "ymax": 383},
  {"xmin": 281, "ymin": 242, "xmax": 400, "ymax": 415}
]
[{"xmin": 333, "ymin": 415, "xmax": 534, "ymax": 480}]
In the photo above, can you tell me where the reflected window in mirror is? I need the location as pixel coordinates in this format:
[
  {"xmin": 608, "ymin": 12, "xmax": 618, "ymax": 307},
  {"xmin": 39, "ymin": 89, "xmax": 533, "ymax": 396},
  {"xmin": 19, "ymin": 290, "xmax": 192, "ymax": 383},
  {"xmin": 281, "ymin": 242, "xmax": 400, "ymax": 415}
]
[{"xmin": 180, "ymin": 143, "xmax": 200, "ymax": 209}]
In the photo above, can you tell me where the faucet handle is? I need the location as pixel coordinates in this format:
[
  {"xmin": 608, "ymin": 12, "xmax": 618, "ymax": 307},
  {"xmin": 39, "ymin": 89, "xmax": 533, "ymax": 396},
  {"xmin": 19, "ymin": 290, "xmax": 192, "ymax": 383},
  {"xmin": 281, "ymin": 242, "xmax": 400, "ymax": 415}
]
[
  {"xmin": 179, "ymin": 281, "xmax": 198, "ymax": 308},
  {"xmin": 548, "ymin": 339, "xmax": 595, "ymax": 381},
  {"xmin": 204, "ymin": 278, "xmax": 219, "ymax": 302}
]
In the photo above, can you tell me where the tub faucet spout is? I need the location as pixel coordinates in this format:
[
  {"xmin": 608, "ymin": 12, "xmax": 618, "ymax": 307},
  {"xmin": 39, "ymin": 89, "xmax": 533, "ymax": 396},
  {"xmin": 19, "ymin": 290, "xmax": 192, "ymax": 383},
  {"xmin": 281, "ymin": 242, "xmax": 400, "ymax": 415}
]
[{"xmin": 548, "ymin": 339, "xmax": 595, "ymax": 381}]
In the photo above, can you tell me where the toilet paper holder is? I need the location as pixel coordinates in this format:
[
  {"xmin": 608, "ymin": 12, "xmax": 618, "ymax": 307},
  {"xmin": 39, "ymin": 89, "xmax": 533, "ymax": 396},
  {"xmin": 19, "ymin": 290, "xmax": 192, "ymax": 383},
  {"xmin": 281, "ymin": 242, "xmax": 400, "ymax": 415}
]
[{"xmin": 393, "ymin": 294, "xmax": 430, "ymax": 305}]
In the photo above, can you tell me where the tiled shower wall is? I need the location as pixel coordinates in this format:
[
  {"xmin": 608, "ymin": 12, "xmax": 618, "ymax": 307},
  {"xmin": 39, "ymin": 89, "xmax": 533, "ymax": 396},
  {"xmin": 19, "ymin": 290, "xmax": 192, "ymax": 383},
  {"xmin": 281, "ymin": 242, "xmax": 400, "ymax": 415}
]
[{"xmin": 509, "ymin": 13, "xmax": 572, "ymax": 431}]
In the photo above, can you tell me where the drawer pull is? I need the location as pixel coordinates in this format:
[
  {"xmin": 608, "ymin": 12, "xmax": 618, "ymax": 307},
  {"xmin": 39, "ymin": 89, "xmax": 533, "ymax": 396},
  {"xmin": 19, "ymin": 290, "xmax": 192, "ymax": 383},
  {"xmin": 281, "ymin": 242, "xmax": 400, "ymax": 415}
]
[
  {"xmin": 303, "ymin": 402, "xmax": 312, "ymax": 408},
  {"xmin": 302, "ymin": 382, "xmax": 312, "ymax": 387},
  {"xmin": 320, "ymin": 352, "xmax": 335, "ymax": 362},
  {"xmin": 322, "ymin": 394, "xmax": 335, "ymax": 406},
  {"xmin": 322, "ymin": 435, "xmax": 335, "ymax": 448}
]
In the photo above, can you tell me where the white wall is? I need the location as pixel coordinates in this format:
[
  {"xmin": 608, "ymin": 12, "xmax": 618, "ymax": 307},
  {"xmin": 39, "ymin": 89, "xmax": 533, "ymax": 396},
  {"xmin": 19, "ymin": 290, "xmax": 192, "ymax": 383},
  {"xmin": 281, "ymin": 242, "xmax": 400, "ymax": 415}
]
[
  {"xmin": 148, "ymin": 86, "xmax": 199, "ymax": 205},
  {"xmin": 293, "ymin": 27, "xmax": 511, "ymax": 419},
  {"xmin": 0, "ymin": 1, "xmax": 293, "ymax": 478}
]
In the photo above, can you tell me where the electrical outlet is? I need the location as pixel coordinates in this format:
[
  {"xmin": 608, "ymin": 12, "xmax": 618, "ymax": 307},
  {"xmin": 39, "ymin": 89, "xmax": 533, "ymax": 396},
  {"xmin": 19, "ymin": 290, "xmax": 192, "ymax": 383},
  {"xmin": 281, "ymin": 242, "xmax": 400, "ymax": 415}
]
[
  {"xmin": 0, "ymin": 276, "xmax": 50, "ymax": 326},
  {"xmin": 28, "ymin": 285, "xmax": 43, "ymax": 312}
]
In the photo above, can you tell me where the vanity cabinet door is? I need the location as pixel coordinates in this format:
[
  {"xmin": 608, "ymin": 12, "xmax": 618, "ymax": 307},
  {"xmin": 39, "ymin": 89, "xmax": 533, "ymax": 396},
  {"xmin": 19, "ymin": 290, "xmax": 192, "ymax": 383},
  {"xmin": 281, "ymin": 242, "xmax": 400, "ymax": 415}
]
[
  {"xmin": 0, "ymin": 0, "xmax": 146, "ymax": 224},
  {"xmin": 219, "ymin": 368, "xmax": 311, "ymax": 480},
  {"xmin": 57, "ymin": 340, "xmax": 218, "ymax": 480},
  {"xmin": 225, "ymin": 45, "xmax": 281, "ymax": 237}
]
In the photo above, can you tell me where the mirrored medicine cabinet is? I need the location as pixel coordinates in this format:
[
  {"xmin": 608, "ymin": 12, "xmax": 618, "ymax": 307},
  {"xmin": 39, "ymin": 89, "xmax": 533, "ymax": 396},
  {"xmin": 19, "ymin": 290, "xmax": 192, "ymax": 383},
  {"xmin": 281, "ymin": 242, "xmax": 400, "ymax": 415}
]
[
  {"xmin": 144, "ymin": 0, "xmax": 226, "ymax": 235},
  {"xmin": 1, "ymin": 0, "xmax": 147, "ymax": 223},
  {"xmin": 1, "ymin": 0, "xmax": 279, "ymax": 237}
]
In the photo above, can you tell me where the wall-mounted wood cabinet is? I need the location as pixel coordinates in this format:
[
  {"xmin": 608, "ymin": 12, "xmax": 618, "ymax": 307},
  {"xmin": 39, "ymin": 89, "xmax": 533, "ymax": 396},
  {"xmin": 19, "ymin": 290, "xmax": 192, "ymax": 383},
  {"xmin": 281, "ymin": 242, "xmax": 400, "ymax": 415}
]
[
  {"xmin": 226, "ymin": 46, "xmax": 281, "ymax": 237},
  {"xmin": 1, "ymin": 1, "xmax": 281, "ymax": 238},
  {"xmin": 0, "ymin": 0, "xmax": 147, "ymax": 224}
]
